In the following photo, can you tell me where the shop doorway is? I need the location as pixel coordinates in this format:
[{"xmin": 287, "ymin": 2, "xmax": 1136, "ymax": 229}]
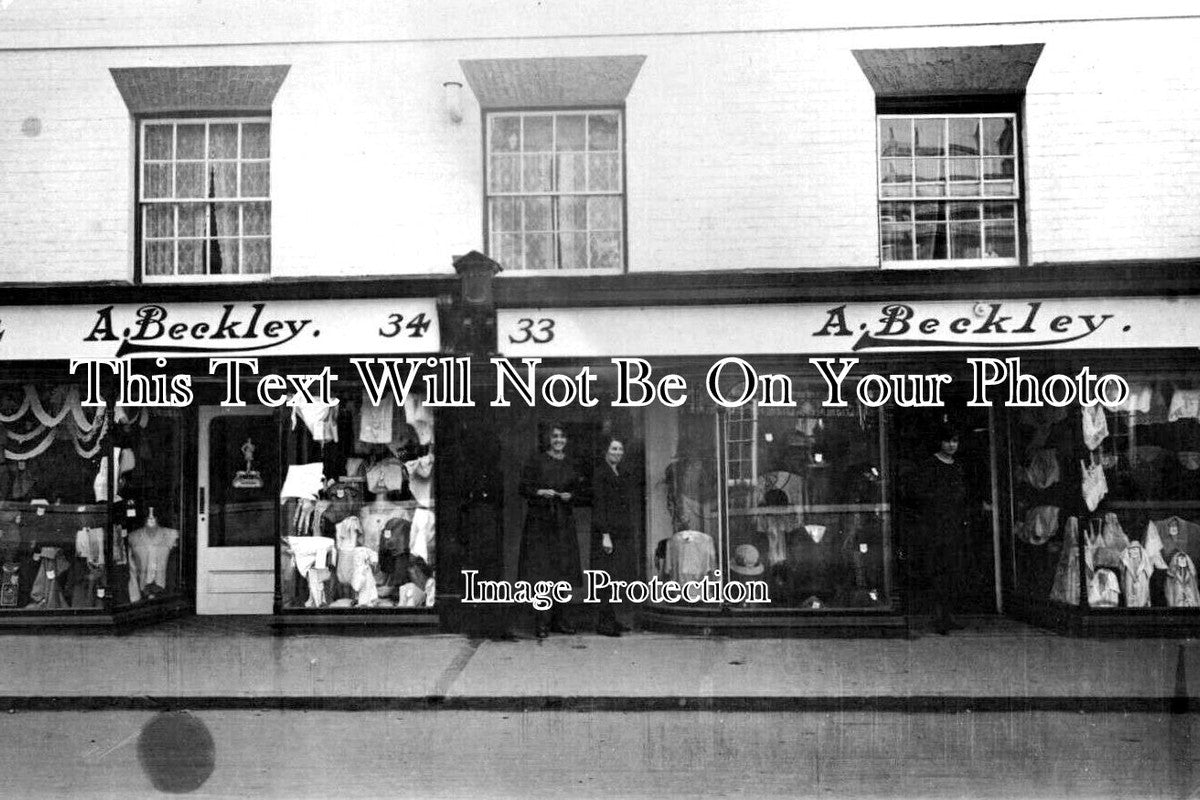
[
  {"xmin": 895, "ymin": 394, "xmax": 999, "ymax": 615},
  {"xmin": 196, "ymin": 406, "xmax": 279, "ymax": 614}
]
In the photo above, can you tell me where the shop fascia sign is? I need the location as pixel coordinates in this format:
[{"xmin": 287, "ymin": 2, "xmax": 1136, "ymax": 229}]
[
  {"xmin": 497, "ymin": 298, "xmax": 1199, "ymax": 357},
  {"xmin": 0, "ymin": 298, "xmax": 441, "ymax": 361}
]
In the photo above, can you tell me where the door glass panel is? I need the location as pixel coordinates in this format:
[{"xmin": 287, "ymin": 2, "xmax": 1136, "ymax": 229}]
[{"xmin": 208, "ymin": 415, "xmax": 278, "ymax": 547}]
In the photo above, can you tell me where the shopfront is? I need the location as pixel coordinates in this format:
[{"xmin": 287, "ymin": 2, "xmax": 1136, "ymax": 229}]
[
  {"xmin": 486, "ymin": 277, "xmax": 1200, "ymax": 636},
  {"xmin": 0, "ymin": 281, "xmax": 452, "ymax": 628}
]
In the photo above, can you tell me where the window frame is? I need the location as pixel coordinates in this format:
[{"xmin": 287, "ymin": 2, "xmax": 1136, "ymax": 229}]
[
  {"xmin": 875, "ymin": 104, "xmax": 1025, "ymax": 270},
  {"xmin": 136, "ymin": 115, "xmax": 273, "ymax": 284},
  {"xmin": 483, "ymin": 107, "xmax": 628, "ymax": 275}
]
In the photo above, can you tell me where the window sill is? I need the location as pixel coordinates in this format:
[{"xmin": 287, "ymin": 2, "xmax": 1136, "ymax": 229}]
[
  {"xmin": 141, "ymin": 273, "xmax": 273, "ymax": 284},
  {"xmin": 496, "ymin": 268, "xmax": 624, "ymax": 278},
  {"xmin": 882, "ymin": 257, "xmax": 1020, "ymax": 270}
]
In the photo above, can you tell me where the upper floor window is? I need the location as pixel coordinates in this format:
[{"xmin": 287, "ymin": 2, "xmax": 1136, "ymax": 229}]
[
  {"xmin": 486, "ymin": 110, "xmax": 624, "ymax": 271},
  {"xmin": 878, "ymin": 114, "xmax": 1019, "ymax": 266},
  {"xmin": 139, "ymin": 118, "xmax": 271, "ymax": 280}
]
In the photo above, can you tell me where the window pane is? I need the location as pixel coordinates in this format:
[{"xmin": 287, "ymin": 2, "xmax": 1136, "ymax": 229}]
[
  {"xmin": 523, "ymin": 116, "xmax": 553, "ymax": 151},
  {"xmin": 588, "ymin": 196, "xmax": 621, "ymax": 231},
  {"xmin": 177, "ymin": 240, "xmax": 205, "ymax": 275},
  {"xmin": 558, "ymin": 196, "xmax": 587, "ymax": 231},
  {"xmin": 212, "ymin": 204, "xmax": 240, "ymax": 238},
  {"xmin": 177, "ymin": 124, "xmax": 205, "ymax": 159},
  {"xmin": 210, "ymin": 238, "xmax": 239, "ymax": 275},
  {"xmin": 242, "ymin": 240, "xmax": 271, "ymax": 274},
  {"xmin": 243, "ymin": 202, "xmax": 270, "ymax": 235},
  {"xmin": 881, "ymin": 224, "xmax": 913, "ymax": 261},
  {"xmin": 880, "ymin": 159, "xmax": 912, "ymax": 197},
  {"xmin": 241, "ymin": 162, "xmax": 269, "ymax": 197},
  {"xmin": 948, "ymin": 118, "xmax": 979, "ymax": 156},
  {"xmin": 144, "ymin": 205, "xmax": 173, "ymax": 238},
  {"xmin": 209, "ymin": 124, "xmax": 238, "ymax": 159},
  {"xmin": 915, "ymin": 223, "xmax": 946, "ymax": 259},
  {"xmin": 983, "ymin": 117, "xmax": 1014, "ymax": 155},
  {"xmin": 913, "ymin": 118, "xmax": 945, "ymax": 157},
  {"xmin": 144, "ymin": 125, "xmax": 173, "ymax": 160},
  {"xmin": 556, "ymin": 115, "xmax": 586, "ymax": 151},
  {"xmin": 984, "ymin": 221, "xmax": 1016, "ymax": 257},
  {"xmin": 948, "ymin": 201, "xmax": 980, "ymax": 221},
  {"xmin": 489, "ymin": 155, "xmax": 519, "ymax": 192},
  {"xmin": 211, "ymin": 163, "xmax": 238, "ymax": 198},
  {"xmin": 589, "ymin": 232, "xmax": 621, "ymax": 270},
  {"xmin": 144, "ymin": 163, "xmax": 172, "ymax": 199},
  {"xmin": 145, "ymin": 241, "xmax": 174, "ymax": 275},
  {"xmin": 525, "ymin": 233, "xmax": 555, "ymax": 270},
  {"xmin": 984, "ymin": 181, "xmax": 1015, "ymax": 198},
  {"xmin": 178, "ymin": 203, "xmax": 206, "ymax": 237},
  {"xmin": 521, "ymin": 154, "xmax": 552, "ymax": 192},
  {"xmin": 914, "ymin": 202, "xmax": 943, "ymax": 222},
  {"xmin": 494, "ymin": 232, "xmax": 523, "ymax": 270},
  {"xmin": 557, "ymin": 153, "xmax": 586, "ymax": 192},
  {"xmin": 491, "ymin": 117, "xmax": 521, "ymax": 153},
  {"xmin": 242, "ymin": 123, "xmax": 270, "ymax": 158},
  {"xmin": 879, "ymin": 202, "xmax": 912, "ymax": 223},
  {"xmin": 879, "ymin": 118, "xmax": 912, "ymax": 157},
  {"xmin": 984, "ymin": 201, "xmax": 1016, "ymax": 220},
  {"xmin": 914, "ymin": 158, "xmax": 945, "ymax": 197},
  {"xmin": 559, "ymin": 232, "xmax": 587, "ymax": 270},
  {"xmin": 175, "ymin": 163, "xmax": 205, "ymax": 198},
  {"xmin": 949, "ymin": 222, "xmax": 982, "ymax": 259},
  {"xmin": 588, "ymin": 113, "xmax": 619, "ymax": 151},
  {"xmin": 490, "ymin": 197, "xmax": 520, "ymax": 231},
  {"xmin": 983, "ymin": 157, "xmax": 1015, "ymax": 181},
  {"xmin": 588, "ymin": 153, "xmax": 620, "ymax": 192},
  {"xmin": 522, "ymin": 197, "xmax": 552, "ymax": 231}
]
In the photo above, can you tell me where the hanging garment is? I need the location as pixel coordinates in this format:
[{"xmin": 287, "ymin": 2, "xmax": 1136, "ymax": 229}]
[
  {"xmin": 287, "ymin": 536, "xmax": 336, "ymax": 579},
  {"xmin": 1014, "ymin": 505, "xmax": 1060, "ymax": 546},
  {"xmin": 75, "ymin": 527, "xmax": 106, "ymax": 566},
  {"xmin": 358, "ymin": 397, "xmax": 393, "ymax": 444},
  {"xmin": 26, "ymin": 547, "xmax": 69, "ymax": 609},
  {"xmin": 306, "ymin": 567, "xmax": 331, "ymax": 608},
  {"xmin": 348, "ymin": 546, "xmax": 379, "ymax": 605},
  {"xmin": 1081, "ymin": 405, "xmax": 1109, "ymax": 451},
  {"xmin": 1090, "ymin": 512, "xmax": 1130, "ymax": 570},
  {"xmin": 1120, "ymin": 542, "xmax": 1154, "ymax": 608},
  {"xmin": 366, "ymin": 458, "xmax": 407, "ymax": 494},
  {"xmin": 396, "ymin": 581, "xmax": 427, "ymax": 607},
  {"xmin": 1087, "ymin": 568, "xmax": 1120, "ymax": 608},
  {"xmin": 1166, "ymin": 552, "xmax": 1200, "ymax": 608},
  {"xmin": 1168, "ymin": 389, "xmax": 1200, "ymax": 423},
  {"xmin": 1144, "ymin": 516, "xmax": 1200, "ymax": 569},
  {"xmin": 665, "ymin": 530, "xmax": 716, "ymax": 583},
  {"xmin": 92, "ymin": 447, "xmax": 137, "ymax": 502},
  {"xmin": 291, "ymin": 398, "xmax": 339, "ymax": 443},
  {"xmin": 1081, "ymin": 457, "xmax": 1108, "ymax": 512},
  {"xmin": 403, "ymin": 393, "xmax": 434, "ymax": 446},
  {"xmin": 1024, "ymin": 450, "xmax": 1061, "ymax": 490},
  {"xmin": 1107, "ymin": 382, "xmax": 1152, "ymax": 414},
  {"xmin": 335, "ymin": 516, "xmax": 365, "ymax": 586},
  {"xmin": 1050, "ymin": 517, "xmax": 1082, "ymax": 605},
  {"xmin": 280, "ymin": 463, "xmax": 325, "ymax": 502}
]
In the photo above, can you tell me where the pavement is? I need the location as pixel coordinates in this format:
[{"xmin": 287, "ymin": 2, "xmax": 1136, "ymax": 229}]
[{"xmin": 2, "ymin": 614, "xmax": 1199, "ymax": 711}]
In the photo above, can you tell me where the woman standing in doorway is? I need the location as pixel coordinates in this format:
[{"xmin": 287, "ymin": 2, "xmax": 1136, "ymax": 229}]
[
  {"xmin": 518, "ymin": 423, "xmax": 584, "ymax": 638},
  {"xmin": 591, "ymin": 437, "xmax": 637, "ymax": 637},
  {"xmin": 913, "ymin": 426, "xmax": 969, "ymax": 634}
]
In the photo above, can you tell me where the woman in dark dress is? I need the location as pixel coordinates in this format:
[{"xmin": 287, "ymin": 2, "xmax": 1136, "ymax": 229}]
[
  {"xmin": 518, "ymin": 423, "xmax": 583, "ymax": 638},
  {"xmin": 912, "ymin": 426, "xmax": 968, "ymax": 634},
  {"xmin": 591, "ymin": 438, "xmax": 637, "ymax": 637}
]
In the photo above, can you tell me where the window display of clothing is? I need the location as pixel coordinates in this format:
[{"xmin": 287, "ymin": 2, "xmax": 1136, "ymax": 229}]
[
  {"xmin": 1120, "ymin": 542, "xmax": 1153, "ymax": 608},
  {"xmin": 1050, "ymin": 517, "xmax": 1082, "ymax": 605},
  {"xmin": 1168, "ymin": 389, "xmax": 1200, "ymax": 423},
  {"xmin": 1081, "ymin": 405, "xmax": 1109, "ymax": 451},
  {"xmin": 1145, "ymin": 516, "xmax": 1200, "ymax": 569},
  {"xmin": 1087, "ymin": 568, "xmax": 1120, "ymax": 608},
  {"xmin": 348, "ymin": 546, "xmax": 379, "ymax": 605},
  {"xmin": 127, "ymin": 522, "xmax": 179, "ymax": 593},
  {"xmin": 366, "ymin": 458, "xmax": 407, "ymax": 495},
  {"xmin": 358, "ymin": 398, "xmax": 393, "ymax": 444}
]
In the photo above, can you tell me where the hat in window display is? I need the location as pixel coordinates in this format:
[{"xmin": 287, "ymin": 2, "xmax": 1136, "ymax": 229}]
[{"xmin": 731, "ymin": 544, "xmax": 764, "ymax": 576}]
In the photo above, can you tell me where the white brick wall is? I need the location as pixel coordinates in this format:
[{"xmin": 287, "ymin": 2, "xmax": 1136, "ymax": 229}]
[{"xmin": 0, "ymin": 12, "xmax": 1198, "ymax": 282}]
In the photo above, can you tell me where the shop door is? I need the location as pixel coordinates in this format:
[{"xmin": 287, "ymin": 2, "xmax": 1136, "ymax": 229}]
[{"xmin": 196, "ymin": 406, "xmax": 279, "ymax": 614}]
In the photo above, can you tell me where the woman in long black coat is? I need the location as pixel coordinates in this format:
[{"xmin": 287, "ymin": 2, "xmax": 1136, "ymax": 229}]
[
  {"xmin": 590, "ymin": 437, "xmax": 637, "ymax": 636},
  {"xmin": 518, "ymin": 423, "xmax": 583, "ymax": 638}
]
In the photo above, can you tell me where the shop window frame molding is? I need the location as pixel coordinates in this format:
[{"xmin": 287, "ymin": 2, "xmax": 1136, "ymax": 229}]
[
  {"xmin": 109, "ymin": 65, "xmax": 290, "ymax": 284},
  {"xmin": 460, "ymin": 55, "xmax": 645, "ymax": 276},
  {"xmin": 853, "ymin": 45, "xmax": 1043, "ymax": 271}
]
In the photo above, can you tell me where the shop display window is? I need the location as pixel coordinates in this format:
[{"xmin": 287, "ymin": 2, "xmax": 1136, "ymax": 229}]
[
  {"xmin": 653, "ymin": 383, "xmax": 892, "ymax": 611},
  {"xmin": 280, "ymin": 388, "xmax": 435, "ymax": 611},
  {"xmin": 0, "ymin": 382, "xmax": 184, "ymax": 612},
  {"xmin": 1009, "ymin": 372, "xmax": 1200, "ymax": 611}
]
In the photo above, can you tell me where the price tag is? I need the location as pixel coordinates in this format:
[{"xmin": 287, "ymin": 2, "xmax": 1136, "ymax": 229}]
[
  {"xmin": 126, "ymin": 508, "xmax": 137, "ymax": 518},
  {"xmin": 45, "ymin": 570, "xmax": 56, "ymax": 580},
  {"xmin": 96, "ymin": 588, "xmax": 105, "ymax": 598},
  {"xmin": 35, "ymin": 507, "xmax": 45, "ymax": 517},
  {"xmin": 384, "ymin": 531, "xmax": 391, "ymax": 539},
  {"xmin": 859, "ymin": 543, "xmax": 869, "ymax": 554}
]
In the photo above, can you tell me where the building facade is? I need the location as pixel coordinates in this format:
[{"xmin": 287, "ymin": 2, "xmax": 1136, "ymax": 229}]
[{"xmin": 1, "ymin": 1, "xmax": 1198, "ymax": 633}]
